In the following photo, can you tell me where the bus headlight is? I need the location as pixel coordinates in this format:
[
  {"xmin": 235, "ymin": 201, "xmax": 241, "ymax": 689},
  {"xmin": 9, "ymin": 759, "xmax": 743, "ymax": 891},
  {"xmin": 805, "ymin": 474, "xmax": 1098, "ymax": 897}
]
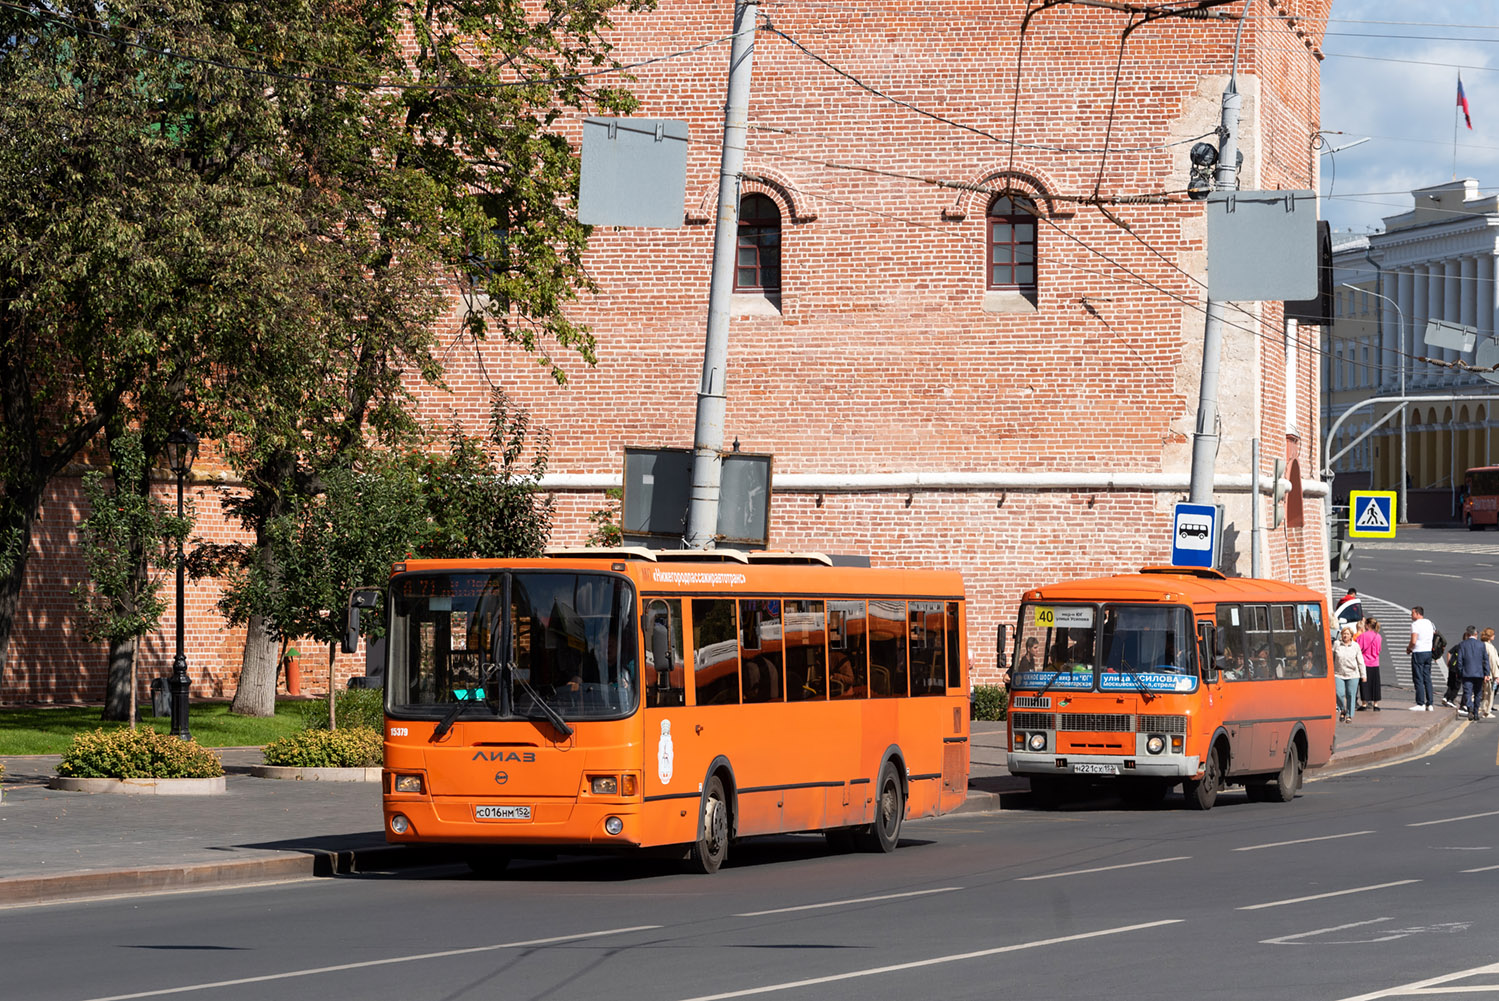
[
  {"xmin": 1146, "ymin": 735, "xmax": 1166, "ymax": 755},
  {"xmin": 393, "ymin": 774, "xmax": 424, "ymax": 794},
  {"xmin": 1027, "ymin": 732, "xmax": 1047, "ymax": 752},
  {"xmin": 604, "ymin": 816, "xmax": 624, "ymax": 836},
  {"xmin": 590, "ymin": 775, "xmax": 619, "ymax": 795},
  {"xmin": 390, "ymin": 814, "xmax": 410, "ymax": 835}
]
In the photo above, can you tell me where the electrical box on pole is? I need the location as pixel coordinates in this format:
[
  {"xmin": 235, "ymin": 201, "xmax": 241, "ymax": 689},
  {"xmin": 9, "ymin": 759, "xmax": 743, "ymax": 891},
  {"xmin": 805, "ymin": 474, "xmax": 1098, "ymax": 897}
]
[{"xmin": 1272, "ymin": 458, "xmax": 1286, "ymax": 528}]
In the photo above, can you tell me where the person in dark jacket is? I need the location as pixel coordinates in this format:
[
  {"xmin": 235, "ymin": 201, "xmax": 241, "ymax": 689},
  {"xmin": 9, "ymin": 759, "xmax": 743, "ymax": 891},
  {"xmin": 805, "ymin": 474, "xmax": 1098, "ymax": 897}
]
[{"xmin": 1454, "ymin": 626, "xmax": 1488, "ymax": 722}]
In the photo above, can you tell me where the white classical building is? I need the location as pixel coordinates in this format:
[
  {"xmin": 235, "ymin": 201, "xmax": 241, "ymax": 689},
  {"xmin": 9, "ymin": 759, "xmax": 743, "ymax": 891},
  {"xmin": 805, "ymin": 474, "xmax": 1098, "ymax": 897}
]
[{"xmin": 1327, "ymin": 179, "xmax": 1499, "ymax": 524}]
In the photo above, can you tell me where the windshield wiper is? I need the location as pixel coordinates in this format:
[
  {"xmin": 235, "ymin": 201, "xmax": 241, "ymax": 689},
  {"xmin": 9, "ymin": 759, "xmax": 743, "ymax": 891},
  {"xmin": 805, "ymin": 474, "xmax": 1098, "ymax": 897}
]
[
  {"xmin": 1118, "ymin": 657, "xmax": 1156, "ymax": 703},
  {"xmin": 507, "ymin": 666, "xmax": 574, "ymax": 738},
  {"xmin": 1031, "ymin": 664, "xmax": 1069, "ymax": 698},
  {"xmin": 429, "ymin": 700, "xmax": 467, "ymax": 743}
]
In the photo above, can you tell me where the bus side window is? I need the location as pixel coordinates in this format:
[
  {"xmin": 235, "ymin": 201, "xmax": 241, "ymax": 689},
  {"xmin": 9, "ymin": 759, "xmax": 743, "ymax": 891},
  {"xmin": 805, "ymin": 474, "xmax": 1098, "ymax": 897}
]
[
  {"xmin": 828, "ymin": 600, "xmax": 867, "ymax": 699},
  {"xmin": 1215, "ymin": 604, "xmax": 1247, "ymax": 681},
  {"xmin": 868, "ymin": 600, "xmax": 907, "ymax": 698},
  {"xmin": 1244, "ymin": 604, "xmax": 1272, "ymax": 681},
  {"xmin": 740, "ymin": 599, "xmax": 783, "ymax": 703},
  {"xmin": 1297, "ymin": 602, "xmax": 1329, "ymax": 677},
  {"xmin": 644, "ymin": 599, "xmax": 684, "ymax": 708},
  {"xmin": 785, "ymin": 599, "xmax": 827, "ymax": 702},
  {"xmin": 946, "ymin": 601, "xmax": 962, "ymax": 689},
  {"xmin": 692, "ymin": 598, "xmax": 741, "ymax": 706},
  {"xmin": 1272, "ymin": 604, "xmax": 1302, "ymax": 679},
  {"xmin": 909, "ymin": 601, "xmax": 946, "ymax": 696}
]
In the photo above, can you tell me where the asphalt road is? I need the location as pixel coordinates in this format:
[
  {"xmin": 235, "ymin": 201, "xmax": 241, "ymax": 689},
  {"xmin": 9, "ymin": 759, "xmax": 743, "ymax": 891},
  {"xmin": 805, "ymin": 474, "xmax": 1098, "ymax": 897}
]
[
  {"xmin": 1343, "ymin": 524, "xmax": 1499, "ymax": 643},
  {"xmin": 3, "ymin": 717, "xmax": 1496, "ymax": 1001}
]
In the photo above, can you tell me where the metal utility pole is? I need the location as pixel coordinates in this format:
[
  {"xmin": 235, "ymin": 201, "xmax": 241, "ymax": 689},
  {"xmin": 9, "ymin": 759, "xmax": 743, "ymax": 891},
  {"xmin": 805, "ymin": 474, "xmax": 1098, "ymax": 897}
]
[
  {"xmin": 684, "ymin": 1, "xmax": 758, "ymax": 550},
  {"xmin": 1187, "ymin": 79, "xmax": 1241, "ymax": 506}
]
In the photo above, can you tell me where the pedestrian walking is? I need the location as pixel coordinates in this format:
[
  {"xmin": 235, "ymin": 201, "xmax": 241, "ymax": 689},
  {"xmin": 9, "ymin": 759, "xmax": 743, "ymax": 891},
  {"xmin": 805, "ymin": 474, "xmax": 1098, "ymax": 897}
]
[
  {"xmin": 1481, "ymin": 628, "xmax": 1498, "ymax": 719},
  {"xmin": 1408, "ymin": 606, "xmax": 1437, "ymax": 711},
  {"xmin": 1357, "ymin": 617, "xmax": 1383, "ymax": 711},
  {"xmin": 1333, "ymin": 626, "xmax": 1364, "ymax": 723},
  {"xmin": 1453, "ymin": 626, "xmax": 1487, "ymax": 722}
]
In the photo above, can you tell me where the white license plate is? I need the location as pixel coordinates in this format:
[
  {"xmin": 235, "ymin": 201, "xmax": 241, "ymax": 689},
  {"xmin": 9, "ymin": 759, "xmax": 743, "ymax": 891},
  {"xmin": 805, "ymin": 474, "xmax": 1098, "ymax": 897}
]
[
  {"xmin": 1074, "ymin": 763, "xmax": 1121, "ymax": 776},
  {"xmin": 474, "ymin": 805, "xmax": 531, "ymax": 821}
]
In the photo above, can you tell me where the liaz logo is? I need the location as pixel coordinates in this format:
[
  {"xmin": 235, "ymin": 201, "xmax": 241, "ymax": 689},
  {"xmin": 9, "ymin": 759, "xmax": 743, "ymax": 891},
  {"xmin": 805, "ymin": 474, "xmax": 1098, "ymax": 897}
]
[{"xmin": 471, "ymin": 750, "xmax": 536, "ymax": 763}]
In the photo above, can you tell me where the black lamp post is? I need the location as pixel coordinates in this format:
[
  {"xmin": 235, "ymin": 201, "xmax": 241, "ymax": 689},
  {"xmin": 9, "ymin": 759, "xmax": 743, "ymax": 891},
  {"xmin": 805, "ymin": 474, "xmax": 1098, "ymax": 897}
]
[{"xmin": 164, "ymin": 428, "xmax": 198, "ymax": 741}]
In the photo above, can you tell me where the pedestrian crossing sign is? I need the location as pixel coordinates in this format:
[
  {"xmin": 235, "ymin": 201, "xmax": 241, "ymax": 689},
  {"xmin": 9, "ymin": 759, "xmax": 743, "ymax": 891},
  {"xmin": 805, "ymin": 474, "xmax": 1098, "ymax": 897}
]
[{"xmin": 1348, "ymin": 490, "xmax": 1396, "ymax": 539}]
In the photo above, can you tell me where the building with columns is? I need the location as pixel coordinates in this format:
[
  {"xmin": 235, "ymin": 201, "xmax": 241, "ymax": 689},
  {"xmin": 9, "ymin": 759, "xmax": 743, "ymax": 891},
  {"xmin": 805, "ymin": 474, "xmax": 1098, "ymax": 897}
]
[{"xmin": 1327, "ymin": 179, "xmax": 1499, "ymax": 524}]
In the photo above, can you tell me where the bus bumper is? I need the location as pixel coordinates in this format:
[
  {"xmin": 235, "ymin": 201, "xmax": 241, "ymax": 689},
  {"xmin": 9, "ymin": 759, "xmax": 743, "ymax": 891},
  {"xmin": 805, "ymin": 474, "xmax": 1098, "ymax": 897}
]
[
  {"xmin": 383, "ymin": 797, "xmax": 644, "ymax": 847},
  {"xmin": 1006, "ymin": 751, "xmax": 1199, "ymax": 780}
]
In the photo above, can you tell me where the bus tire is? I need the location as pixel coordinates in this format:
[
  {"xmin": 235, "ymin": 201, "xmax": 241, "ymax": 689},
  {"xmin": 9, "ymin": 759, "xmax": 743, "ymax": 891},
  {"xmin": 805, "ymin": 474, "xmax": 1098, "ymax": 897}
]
[
  {"xmin": 857, "ymin": 763, "xmax": 904, "ymax": 853},
  {"xmin": 465, "ymin": 849, "xmax": 511, "ymax": 877},
  {"xmin": 1183, "ymin": 746, "xmax": 1224, "ymax": 811},
  {"xmin": 1267, "ymin": 743, "xmax": 1303, "ymax": 803},
  {"xmin": 688, "ymin": 775, "xmax": 730, "ymax": 874}
]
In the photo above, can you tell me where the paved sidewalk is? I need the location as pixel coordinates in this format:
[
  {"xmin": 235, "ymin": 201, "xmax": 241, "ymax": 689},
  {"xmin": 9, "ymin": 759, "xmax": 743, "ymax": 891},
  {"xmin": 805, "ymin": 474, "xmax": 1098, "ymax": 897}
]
[{"xmin": 0, "ymin": 706, "xmax": 1460, "ymax": 907}]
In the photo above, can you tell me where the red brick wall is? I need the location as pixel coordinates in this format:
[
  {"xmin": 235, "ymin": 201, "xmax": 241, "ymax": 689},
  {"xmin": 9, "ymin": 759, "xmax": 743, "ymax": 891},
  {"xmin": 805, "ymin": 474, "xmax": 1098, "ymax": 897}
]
[{"xmin": 3, "ymin": 0, "xmax": 1331, "ymax": 702}]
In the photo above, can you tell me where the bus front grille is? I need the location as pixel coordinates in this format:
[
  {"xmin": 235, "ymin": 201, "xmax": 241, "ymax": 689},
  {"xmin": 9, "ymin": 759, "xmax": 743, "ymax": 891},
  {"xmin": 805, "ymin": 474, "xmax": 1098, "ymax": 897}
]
[
  {"xmin": 1137, "ymin": 714, "xmax": 1188, "ymax": 735},
  {"xmin": 1058, "ymin": 713, "xmax": 1133, "ymax": 732},
  {"xmin": 1011, "ymin": 696, "xmax": 1051, "ymax": 709},
  {"xmin": 1011, "ymin": 712, "xmax": 1056, "ymax": 730}
]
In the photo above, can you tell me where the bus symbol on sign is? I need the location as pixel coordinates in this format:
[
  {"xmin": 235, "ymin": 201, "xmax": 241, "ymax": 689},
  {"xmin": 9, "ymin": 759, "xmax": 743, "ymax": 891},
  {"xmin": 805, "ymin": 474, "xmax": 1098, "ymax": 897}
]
[{"xmin": 1175, "ymin": 516, "xmax": 1213, "ymax": 549}]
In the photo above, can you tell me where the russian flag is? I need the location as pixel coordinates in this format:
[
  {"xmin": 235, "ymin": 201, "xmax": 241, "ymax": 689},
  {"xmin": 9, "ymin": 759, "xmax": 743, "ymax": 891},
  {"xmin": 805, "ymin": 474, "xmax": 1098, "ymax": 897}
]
[{"xmin": 1459, "ymin": 76, "xmax": 1473, "ymax": 130}]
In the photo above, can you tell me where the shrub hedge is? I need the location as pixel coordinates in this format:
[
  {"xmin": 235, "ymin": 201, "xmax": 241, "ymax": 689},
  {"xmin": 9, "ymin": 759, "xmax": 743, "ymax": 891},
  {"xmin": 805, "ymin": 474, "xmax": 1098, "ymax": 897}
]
[
  {"xmin": 56, "ymin": 727, "xmax": 225, "ymax": 779},
  {"xmin": 969, "ymin": 685, "xmax": 1008, "ymax": 721},
  {"xmin": 262, "ymin": 726, "xmax": 383, "ymax": 768},
  {"xmin": 299, "ymin": 687, "xmax": 385, "ymax": 732}
]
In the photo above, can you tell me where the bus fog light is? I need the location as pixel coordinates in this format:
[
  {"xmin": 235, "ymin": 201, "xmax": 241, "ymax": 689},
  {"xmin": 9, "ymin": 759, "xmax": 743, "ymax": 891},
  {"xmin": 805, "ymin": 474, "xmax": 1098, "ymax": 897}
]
[
  {"xmin": 394, "ymin": 774, "xmax": 424, "ymax": 794},
  {"xmin": 1027, "ymin": 732, "xmax": 1047, "ymax": 752},
  {"xmin": 1146, "ymin": 735, "xmax": 1166, "ymax": 755},
  {"xmin": 591, "ymin": 775, "xmax": 618, "ymax": 795},
  {"xmin": 390, "ymin": 814, "xmax": 410, "ymax": 835},
  {"xmin": 604, "ymin": 816, "xmax": 624, "ymax": 836}
]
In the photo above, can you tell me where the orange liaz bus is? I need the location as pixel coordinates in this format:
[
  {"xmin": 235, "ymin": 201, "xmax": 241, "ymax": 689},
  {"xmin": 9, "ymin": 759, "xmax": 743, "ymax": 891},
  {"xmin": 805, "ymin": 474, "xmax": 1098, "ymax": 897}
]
[
  {"xmin": 1005, "ymin": 567, "xmax": 1335, "ymax": 810},
  {"xmin": 349, "ymin": 549, "xmax": 969, "ymax": 873},
  {"xmin": 1462, "ymin": 465, "xmax": 1499, "ymax": 530}
]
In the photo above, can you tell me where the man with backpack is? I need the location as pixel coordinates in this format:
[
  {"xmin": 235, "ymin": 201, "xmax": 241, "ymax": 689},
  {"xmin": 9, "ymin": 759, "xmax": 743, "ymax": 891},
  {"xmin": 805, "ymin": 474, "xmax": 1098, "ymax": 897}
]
[{"xmin": 1408, "ymin": 606, "xmax": 1439, "ymax": 712}]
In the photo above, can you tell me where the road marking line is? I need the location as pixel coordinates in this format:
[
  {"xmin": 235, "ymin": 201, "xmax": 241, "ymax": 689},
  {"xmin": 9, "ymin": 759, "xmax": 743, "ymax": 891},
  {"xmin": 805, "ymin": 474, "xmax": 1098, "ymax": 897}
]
[
  {"xmin": 1409, "ymin": 810, "xmax": 1499, "ymax": 827},
  {"xmin": 1237, "ymin": 879, "xmax": 1420, "ymax": 910},
  {"xmin": 673, "ymin": 919, "xmax": 1184, "ymax": 1001},
  {"xmin": 1259, "ymin": 917, "xmax": 1394, "ymax": 945},
  {"xmin": 1016, "ymin": 856, "xmax": 1190, "ymax": 881},
  {"xmin": 1332, "ymin": 959, "xmax": 1499, "ymax": 1001},
  {"xmin": 736, "ymin": 887, "xmax": 962, "ymax": 916},
  {"xmin": 1234, "ymin": 831, "xmax": 1373, "ymax": 852},
  {"xmin": 76, "ymin": 925, "xmax": 662, "ymax": 1001},
  {"xmin": 1462, "ymin": 864, "xmax": 1499, "ymax": 873}
]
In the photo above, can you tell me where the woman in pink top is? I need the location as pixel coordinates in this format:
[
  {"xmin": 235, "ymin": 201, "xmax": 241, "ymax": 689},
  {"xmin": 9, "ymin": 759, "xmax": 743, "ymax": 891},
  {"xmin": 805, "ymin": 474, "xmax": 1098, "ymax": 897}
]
[{"xmin": 1357, "ymin": 618, "xmax": 1383, "ymax": 712}]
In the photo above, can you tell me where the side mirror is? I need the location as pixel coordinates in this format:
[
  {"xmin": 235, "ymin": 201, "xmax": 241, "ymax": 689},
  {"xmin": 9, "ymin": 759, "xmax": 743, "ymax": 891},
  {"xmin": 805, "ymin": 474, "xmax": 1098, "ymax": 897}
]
[
  {"xmin": 996, "ymin": 623, "xmax": 1009, "ymax": 672},
  {"xmin": 342, "ymin": 588, "xmax": 381, "ymax": 654}
]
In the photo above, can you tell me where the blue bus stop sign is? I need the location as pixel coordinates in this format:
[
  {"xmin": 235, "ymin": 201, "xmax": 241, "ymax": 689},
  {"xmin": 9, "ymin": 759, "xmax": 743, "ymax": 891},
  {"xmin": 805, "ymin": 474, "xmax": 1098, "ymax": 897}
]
[{"xmin": 1171, "ymin": 502, "xmax": 1219, "ymax": 568}]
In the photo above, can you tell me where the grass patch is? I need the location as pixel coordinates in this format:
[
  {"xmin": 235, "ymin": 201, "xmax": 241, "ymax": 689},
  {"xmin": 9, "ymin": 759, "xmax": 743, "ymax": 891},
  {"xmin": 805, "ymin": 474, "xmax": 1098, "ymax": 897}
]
[{"xmin": 0, "ymin": 702, "xmax": 308, "ymax": 756}]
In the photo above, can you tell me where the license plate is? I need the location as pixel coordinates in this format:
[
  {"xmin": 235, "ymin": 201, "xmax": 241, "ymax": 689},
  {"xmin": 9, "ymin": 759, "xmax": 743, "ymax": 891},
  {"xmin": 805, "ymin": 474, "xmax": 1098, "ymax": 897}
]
[
  {"xmin": 1074, "ymin": 763, "xmax": 1121, "ymax": 776},
  {"xmin": 474, "ymin": 805, "xmax": 531, "ymax": 821}
]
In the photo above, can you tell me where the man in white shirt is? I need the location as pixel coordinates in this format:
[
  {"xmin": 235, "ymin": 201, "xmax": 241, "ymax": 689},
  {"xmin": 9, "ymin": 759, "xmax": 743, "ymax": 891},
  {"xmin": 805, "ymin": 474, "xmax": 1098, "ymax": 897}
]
[{"xmin": 1408, "ymin": 606, "xmax": 1436, "ymax": 711}]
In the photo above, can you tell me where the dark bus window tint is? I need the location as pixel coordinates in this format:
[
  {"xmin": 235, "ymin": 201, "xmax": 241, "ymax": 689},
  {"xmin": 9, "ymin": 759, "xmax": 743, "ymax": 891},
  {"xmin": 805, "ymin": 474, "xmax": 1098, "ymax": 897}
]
[
  {"xmin": 1216, "ymin": 604, "xmax": 1248, "ymax": 682},
  {"xmin": 828, "ymin": 600, "xmax": 867, "ymax": 699},
  {"xmin": 784, "ymin": 600, "xmax": 827, "ymax": 701},
  {"xmin": 869, "ymin": 600, "xmax": 908, "ymax": 698},
  {"xmin": 1244, "ymin": 605, "xmax": 1273, "ymax": 680},
  {"xmin": 692, "ymin": 598, "xmax": 740, "ymax": 705},
  {"xmin": 1271, "ymin": 604, "xmax": 1302, "ymax": 678},
  {"xmin": 643, "ymin": 598, "xmax": 684, "ymax": 707},
  {"xmin": 946, "ymin": 601, "xmax": 962, "ymax": 689},
  {"xmin": 909, "ymin": 601, "xmax": 946, "ymax": 696},
  {"xmin": 739, "ymin": 599, "xmax": 783, "ymax": 703},
  {"xmin": 1297, "ymin": 603, "xmax": 1328, "ymax": 677}
]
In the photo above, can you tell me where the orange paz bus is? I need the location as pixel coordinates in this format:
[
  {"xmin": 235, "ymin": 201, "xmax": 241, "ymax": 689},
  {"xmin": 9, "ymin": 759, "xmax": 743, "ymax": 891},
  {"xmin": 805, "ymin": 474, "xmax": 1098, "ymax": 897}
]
[
  {"xmin": 345, "ymin": 548, "xmax": 970, "ymax": 873},
  {"xmin": 1462, "ymin": 465, "xmax": 1499, "ymax": 530},
  {"xmin": 1004, "ymin": 567, "xmax": 1335, "ymax": 810}
]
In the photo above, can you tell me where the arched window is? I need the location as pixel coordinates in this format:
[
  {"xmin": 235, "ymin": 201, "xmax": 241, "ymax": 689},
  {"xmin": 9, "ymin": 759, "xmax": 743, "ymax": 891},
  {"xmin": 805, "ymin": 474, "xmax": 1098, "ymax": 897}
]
[
  {"xmin": 735, "ymin": 193, "xmax": 781, "ymax": 293},
  {"xmin": 986, "ymin": 194, "xmax": 1037, "ymax": 292}
]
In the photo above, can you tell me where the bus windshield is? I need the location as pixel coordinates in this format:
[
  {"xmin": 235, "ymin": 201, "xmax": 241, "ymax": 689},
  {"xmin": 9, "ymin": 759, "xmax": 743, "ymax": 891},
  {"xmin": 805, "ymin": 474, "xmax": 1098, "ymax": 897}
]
[
  {"xmin": 387, "ymin": 571, "xmax": 638, "ymax": 720},
  {"xmin": 1013, "ymin": 603, "xmax": 1195, "ymax": 692}
]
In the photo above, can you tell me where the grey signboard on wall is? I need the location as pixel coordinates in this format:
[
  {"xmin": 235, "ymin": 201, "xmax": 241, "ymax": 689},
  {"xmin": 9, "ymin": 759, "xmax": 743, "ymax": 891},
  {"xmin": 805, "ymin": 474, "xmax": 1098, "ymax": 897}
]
[
  {"xmin": 578, "ymin": 118, "xmax": 689, "ymax": 228},
  {"xmin": 622, "ymin": 447, "xmax": 773, "ymax": 549},
  {"xmin": 1206, "ymin": 190, "xmax": 1318, "ymax": 302}
]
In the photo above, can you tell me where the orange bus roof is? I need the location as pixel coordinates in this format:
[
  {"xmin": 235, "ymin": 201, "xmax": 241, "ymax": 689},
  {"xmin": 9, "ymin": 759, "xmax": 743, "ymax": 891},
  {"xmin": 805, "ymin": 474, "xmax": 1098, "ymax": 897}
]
[{"xmin": 1023, "ymin": 568, "xmax": 1324, "ymax": 606}]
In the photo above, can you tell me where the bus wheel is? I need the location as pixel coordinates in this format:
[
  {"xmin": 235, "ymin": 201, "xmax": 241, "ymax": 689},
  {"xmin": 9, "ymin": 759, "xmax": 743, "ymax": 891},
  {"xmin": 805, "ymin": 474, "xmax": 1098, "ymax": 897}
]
[
  {"xmin": 858, "ymin": 763, "xmax": 905, "ymax": 853},
  {"xmin": 465, "ymin": 849, "xmax": 511, "ymax": 877},
  {"xmin": 1183, "ymin": 747, "xmax": 1223, "ymax": 811},
  {"xmin": 1267, "ymin": 744, "xmax": 1303, "ymax": 803},
  {"xmin": 689, "ymin": 776, "xmax": 730, "ymax": 874}
]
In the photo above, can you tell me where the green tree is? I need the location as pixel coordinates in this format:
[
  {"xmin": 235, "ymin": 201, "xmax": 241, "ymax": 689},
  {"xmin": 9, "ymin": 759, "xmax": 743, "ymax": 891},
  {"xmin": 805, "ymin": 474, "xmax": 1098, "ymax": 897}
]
[{"xmin": 70, "ymin": 432, "xmax": 192, "ymax": 723}]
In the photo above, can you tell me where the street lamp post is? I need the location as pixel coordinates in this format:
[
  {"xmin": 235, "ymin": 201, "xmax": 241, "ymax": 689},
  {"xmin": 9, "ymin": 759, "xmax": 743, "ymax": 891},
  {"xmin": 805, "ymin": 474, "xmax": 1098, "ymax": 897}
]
[
  {"xmin": 164, "ymin": 429, "xmax": 198, "ymax": 741},
  {"xmin": 1341, "ymin": 282, "xmax": 1407, "ymax": 523}
]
